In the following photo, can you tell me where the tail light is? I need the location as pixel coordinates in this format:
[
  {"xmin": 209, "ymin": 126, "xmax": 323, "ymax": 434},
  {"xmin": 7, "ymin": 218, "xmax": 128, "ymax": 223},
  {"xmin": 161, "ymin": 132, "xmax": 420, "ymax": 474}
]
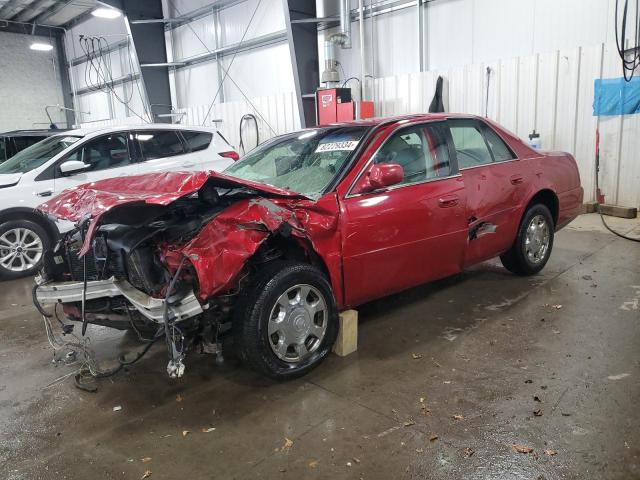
[{"xmin": 220, "ymin": 150, "xmax": 240, "ymax": 161}]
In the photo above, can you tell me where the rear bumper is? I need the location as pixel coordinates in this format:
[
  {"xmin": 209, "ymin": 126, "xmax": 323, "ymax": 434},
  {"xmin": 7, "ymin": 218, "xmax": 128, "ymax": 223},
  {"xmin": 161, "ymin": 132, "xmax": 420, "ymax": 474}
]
[
  {"xmin": 557, "ymin": 186, "xmax": 584, "ymax": 230},
  {"xmin": 35, "ymin": 277, "xmax": 203, "ymax": 323}
]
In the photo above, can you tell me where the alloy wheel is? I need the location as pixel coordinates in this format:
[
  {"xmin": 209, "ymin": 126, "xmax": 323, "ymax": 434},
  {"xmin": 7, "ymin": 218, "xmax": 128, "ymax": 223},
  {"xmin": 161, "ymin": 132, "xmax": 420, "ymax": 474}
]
[
  {"xmin": 524, "ymin": 214, "xmax": 550, "ymax": 264},
  {"xmin": 267, "ymin": 284, "xmax": 328, "ymax": 363},
  {"xmin": 0, "ymin": 227, "xmax": 44, "ymax": 272}
]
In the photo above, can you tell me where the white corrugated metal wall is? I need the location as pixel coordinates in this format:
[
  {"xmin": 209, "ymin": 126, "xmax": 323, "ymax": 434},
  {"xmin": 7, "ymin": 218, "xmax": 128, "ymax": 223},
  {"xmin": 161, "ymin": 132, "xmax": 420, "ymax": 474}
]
[
  {"xmin": 365, "ymin": 42, "xmax": 640, "ymax": 208},
  {"xmin": 63, "ymin": 0, "xmax": 639, "ymax": 207}
]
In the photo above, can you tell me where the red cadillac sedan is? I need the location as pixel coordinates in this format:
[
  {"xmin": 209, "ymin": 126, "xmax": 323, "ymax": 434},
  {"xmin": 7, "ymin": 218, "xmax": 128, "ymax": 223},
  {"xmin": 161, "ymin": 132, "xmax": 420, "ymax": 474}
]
[{"xmin": 35, "ymin": 114, "xmax": 583, "ymax": 379}]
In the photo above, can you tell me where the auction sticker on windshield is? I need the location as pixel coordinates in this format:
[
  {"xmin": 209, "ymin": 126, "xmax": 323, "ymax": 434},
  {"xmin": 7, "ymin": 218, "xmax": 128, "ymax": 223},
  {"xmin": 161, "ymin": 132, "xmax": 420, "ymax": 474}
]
[{"xmin": 315, "ymin": 140, "xmax": 359, "ymax": 153}]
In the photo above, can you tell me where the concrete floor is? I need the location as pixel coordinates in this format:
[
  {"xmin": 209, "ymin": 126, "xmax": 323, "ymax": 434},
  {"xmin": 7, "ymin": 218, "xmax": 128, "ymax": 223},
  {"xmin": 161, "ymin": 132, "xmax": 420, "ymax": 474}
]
[{"xmin": 1, "ymin": 213, "xmax": 639, "ymax": 480}]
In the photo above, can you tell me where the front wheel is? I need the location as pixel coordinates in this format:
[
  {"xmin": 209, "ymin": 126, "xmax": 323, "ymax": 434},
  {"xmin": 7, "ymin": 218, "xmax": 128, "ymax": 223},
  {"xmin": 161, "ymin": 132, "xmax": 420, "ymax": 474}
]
[
  {"xmin": 233, "ymin": 261, "xmax": 338, "ymax": 380},
  {"xmin": 500, "ymin": 204, "xmax": 554, "ymax": 276},
  {"xmin": 0, "ymin": 220, "xmax": 49, "ymax": 280}
]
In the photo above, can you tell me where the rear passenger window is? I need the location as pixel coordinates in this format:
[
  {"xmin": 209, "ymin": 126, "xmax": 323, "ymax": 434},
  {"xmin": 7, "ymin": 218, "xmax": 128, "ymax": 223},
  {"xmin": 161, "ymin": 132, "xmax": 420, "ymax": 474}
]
[
  {"xmin": 482, "ymin": 126, "xmax": 516, "ymax": 161},
  {"xmin": 135, "ymin": 131, "xmax": 184, "ymax": 160},
  {"xmin": 449, "ymin": 119, "xmax": 494, "ymax": 168},
  {"xmin": 182, "ymin": 131, "xmax": 213, "ymax": 152}
]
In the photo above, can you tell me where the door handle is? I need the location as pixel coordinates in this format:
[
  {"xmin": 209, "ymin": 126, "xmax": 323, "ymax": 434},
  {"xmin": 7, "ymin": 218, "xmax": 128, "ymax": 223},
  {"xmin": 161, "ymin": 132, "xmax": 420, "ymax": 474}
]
[
  {"xmin": 438, "ymin": 195, "xmax": 459, "ymax": 208},
  {"xmin": 183, "ymin": 161, "xmax": 196, "ymax": 168},
  {"xmin": 36, "ymin": 189, "xmax": 53, "ymax": 197},
  {"xmin": 510, "ymin": 174, "xmax": 524, "ymax": 185}
]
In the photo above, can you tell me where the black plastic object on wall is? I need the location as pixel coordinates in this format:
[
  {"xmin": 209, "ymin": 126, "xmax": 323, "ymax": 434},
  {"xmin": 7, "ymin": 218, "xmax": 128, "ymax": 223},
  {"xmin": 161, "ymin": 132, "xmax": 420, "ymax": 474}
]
[{"xmin": 429, "ymin": 76, "xmax": 445, "ymax": 113}]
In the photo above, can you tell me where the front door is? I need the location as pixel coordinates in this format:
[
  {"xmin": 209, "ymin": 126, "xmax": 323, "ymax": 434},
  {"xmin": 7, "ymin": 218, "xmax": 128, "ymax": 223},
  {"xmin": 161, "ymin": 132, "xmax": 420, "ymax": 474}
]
[
  {"xmin": 448, "ymin": 119, "xmax": 525, "ymax": 266},
  {"xmin": 341, "ymin": 122, "xmax": 468, "ymax": 307},
  {"xmin": 53, "ymin": 131, "xmax": 140, "ymax": 194}
]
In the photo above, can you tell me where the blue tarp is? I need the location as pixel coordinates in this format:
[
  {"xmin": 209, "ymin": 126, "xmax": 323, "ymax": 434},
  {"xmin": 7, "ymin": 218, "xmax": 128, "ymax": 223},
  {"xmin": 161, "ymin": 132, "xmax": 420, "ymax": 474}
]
[{"xmin": 593, "ymin": 77, "xmax": 640, "ymax": 116}]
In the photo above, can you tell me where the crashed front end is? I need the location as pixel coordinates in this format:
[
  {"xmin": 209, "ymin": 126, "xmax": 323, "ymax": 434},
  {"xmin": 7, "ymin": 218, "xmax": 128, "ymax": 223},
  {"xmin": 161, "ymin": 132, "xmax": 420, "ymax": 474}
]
[{"xmin": 34, "ymin": 171, "xmax": 338, "ymax": 378}]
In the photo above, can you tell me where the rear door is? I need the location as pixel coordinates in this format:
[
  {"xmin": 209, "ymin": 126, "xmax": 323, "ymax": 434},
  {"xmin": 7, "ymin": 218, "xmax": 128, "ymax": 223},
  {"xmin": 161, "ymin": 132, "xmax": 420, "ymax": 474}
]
[
  {"xmin": 341, "ymin": 121, "xmax": 468, "ymax": 306},
  {"xmin": 448, "ymin": 118, "xmax": 525, "ymax": 266},
  {"xmin": 132, "ymin": 129, "xmax": 190, "ymax": 173}
]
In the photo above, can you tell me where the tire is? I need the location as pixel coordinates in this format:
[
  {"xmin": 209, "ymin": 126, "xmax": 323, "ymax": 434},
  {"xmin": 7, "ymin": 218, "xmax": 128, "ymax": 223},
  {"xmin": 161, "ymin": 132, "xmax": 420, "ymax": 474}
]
[
  {"xmin": 0, "ymin": 220, "xmax": 50, "ymax": 280},
  {"xmin": 500, "ymin": 204, "xmax": 554, "ymax": 276},
  {"xmin": 233, "ymin": 261, "xmax": 339, "ymax": 380}
]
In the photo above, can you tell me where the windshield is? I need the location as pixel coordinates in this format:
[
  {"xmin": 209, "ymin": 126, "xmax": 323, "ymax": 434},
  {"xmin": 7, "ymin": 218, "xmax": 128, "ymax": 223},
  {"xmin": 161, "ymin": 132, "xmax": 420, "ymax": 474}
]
[
  {"xmin": 0, "ymin": 135, "xmax": 82, "ymax": 174},
  {"xmin": 224, "ymin": 126, "xmax": 368, "ymax": 198}
]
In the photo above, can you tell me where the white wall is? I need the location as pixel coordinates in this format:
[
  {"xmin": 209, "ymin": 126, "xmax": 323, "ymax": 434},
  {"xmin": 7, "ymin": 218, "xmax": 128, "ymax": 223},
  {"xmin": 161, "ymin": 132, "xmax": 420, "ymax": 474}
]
[
  {"xmin": 324, "ymin": 0, "xmax": 636, "ymax": 79},
  {"xmin": 0, "ymin": 32, "xmax": 66, "ymax": 131},
  {"xmin": 65, "ymin": 15, "xmax": 152, "ymax": 125},
  {"xmin": 166, "ymin": 0, "xmax": 292, "ymax": 106}
]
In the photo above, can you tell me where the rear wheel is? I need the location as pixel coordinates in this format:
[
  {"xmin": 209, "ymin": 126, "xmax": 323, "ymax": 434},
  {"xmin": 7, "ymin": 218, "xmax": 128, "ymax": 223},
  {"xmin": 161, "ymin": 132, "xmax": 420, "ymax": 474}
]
[
  {"xmin": 234, "ymin": 261, "xmax": 338, "ymax": 380},
  {"xmin": 0, "ymin": 220, "xmax": 49, "ymax": 279},
  {"xmin": 500, "ymin": 204, "xmax": 554, "ymax": 276}
]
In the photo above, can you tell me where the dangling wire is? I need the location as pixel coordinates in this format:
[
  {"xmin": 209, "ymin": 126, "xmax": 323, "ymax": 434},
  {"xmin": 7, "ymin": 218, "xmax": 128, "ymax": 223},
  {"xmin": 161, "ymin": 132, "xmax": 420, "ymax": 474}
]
[{"xmin": 615, "ymin": 0, "xmax": 640, "ymax": 81}]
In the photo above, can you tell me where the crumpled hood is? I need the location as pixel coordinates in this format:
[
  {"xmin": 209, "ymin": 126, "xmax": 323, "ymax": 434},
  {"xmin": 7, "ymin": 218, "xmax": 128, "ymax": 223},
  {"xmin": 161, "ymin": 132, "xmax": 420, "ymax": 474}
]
[
  {"xmin": 38, "ymin": 170, "xmax": 306, "ymax": 256},
  {"xmin": 0, "ymin": 173, "xmax": 22, "ymax": 188}
]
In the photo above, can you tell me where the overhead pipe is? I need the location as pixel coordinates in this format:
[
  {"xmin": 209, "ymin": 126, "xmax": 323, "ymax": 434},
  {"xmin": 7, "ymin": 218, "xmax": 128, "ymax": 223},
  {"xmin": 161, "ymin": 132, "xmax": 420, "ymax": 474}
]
[
  {"xmin": 358, "ymin": 0, "xmax": 365, "ymax": 117},
  {"xmin": 330, "ymin": 0, "xmax": 351, "ymax": 49}
]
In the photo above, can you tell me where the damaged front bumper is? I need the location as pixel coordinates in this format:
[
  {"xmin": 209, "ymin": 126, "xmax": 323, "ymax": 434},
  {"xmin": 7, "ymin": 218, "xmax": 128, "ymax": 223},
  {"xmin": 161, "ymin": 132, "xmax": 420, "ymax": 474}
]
[{"xmin": 35, "ymin": 277, "xmax": 204, "ymax": 323}]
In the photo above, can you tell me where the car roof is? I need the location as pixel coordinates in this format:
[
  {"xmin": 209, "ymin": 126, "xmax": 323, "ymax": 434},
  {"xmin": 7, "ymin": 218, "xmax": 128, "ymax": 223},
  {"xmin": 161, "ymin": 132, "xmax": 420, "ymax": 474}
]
[
  {"xmin": 52, "ymin": 123, "xmax": 219, "ymax": 137},
  {"xmin": 323, "ymin": 112, "xmax": 482, "ymax": 128},
  {"xmin": 0, "ymin": 129, "xmax": 70, "ymax": 138}
]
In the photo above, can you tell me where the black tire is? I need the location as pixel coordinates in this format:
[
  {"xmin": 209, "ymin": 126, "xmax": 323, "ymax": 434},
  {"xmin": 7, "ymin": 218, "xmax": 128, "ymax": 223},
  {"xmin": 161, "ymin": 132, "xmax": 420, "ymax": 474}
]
[
  {"xmin": 233, "ymin": 261, "xmax": 339, "ymax": 380},
  {"xmin": 0, "ymin": 220, "xmax": 50, "ymax": 280},
  {"xmin": 500, "ymin": 204, "xmax": 554, "ymax": 276}
]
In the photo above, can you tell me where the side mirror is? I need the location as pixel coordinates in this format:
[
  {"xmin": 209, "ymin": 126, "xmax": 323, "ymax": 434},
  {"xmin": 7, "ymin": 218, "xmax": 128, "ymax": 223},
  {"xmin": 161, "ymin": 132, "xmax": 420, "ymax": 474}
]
[
  {"xmin": 59, "ymin": 160, "xmax": 89, "ymax": 175},
  {"xmin": 353, "ymin": 163, "xmax": 404, "ymax": 194}
]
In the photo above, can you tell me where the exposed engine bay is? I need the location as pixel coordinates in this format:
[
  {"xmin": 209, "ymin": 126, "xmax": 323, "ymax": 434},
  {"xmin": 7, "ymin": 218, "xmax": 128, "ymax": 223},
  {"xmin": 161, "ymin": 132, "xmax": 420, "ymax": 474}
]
[{"xmin": 34, "ymin": 171, "xmax": 340, "ymax": 379}]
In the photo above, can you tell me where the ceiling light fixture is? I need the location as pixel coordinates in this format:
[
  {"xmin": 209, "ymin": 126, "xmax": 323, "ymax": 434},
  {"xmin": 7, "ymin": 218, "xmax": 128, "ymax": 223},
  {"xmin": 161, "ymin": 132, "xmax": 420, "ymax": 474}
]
[
  {"xmin": 30, "ymin": 42, "xmax": 54, "ymax": 51},
  {"xmin": 91, "ymin": 7, "xmax": 122, "ymax": 19}
]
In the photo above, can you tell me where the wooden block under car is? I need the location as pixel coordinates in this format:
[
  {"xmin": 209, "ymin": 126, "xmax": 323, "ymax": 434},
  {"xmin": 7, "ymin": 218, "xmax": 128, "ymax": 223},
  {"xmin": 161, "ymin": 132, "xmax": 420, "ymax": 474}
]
[
  {"xmin": 582, "ymin": 201, "xmax": 597, "ymax": 213},
  {"xmin": 333, "ymin": 309, "xmax": 358, "ymax": 357},
  {"xmin": 598, "ymin": 204, "xmax": 638, "ymax": 219}
]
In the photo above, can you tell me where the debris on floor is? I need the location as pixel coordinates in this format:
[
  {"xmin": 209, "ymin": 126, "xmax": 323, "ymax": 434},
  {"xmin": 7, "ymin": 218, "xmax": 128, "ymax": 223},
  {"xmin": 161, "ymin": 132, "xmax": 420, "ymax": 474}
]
[
  {"xmin": 112, "ymin": 405, "xmax": 122, "ymax": 412},
  {"xmin": 280, "ymin": 437, "xmax": 294, "ymax": 452},
  {"xmin": 512, "ymin": 444, "xmax": 534, "ymax": 454}
]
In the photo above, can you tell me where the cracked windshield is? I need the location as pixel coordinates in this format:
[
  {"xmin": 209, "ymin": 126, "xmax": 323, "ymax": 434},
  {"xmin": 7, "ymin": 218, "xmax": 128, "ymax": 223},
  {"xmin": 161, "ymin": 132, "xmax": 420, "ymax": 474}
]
[{"xmin": 225, "ymin": 126, "xmax": 367, "ymax": 198}]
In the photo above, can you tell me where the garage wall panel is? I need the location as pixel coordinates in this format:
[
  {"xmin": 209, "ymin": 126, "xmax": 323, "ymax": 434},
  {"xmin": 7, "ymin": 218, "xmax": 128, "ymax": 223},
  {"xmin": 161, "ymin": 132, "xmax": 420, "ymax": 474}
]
[{"xmin": 0, "ymin": 32, "xmax": 66, "ymax": 131}]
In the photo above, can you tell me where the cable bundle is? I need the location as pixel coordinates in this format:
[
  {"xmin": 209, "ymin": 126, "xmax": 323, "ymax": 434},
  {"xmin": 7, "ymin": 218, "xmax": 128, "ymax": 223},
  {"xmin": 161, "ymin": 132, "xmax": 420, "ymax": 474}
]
[
  {"xmin": 615, "ymin": 0, "xmax": 640, "ymax": 81},
  {"xmin": 78, "ymin": 35, "xmax": 151, "ymax": 122}
]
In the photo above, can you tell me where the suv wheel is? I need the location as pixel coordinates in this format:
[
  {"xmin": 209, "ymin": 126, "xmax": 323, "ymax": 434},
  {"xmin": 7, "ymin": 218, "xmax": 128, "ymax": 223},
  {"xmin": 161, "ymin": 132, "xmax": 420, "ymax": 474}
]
[
  {"xmin": 500, "ymin": 204, "xmax": 554, "ymax": 276},
  {"xmin": 234, "ymin": 261, "xmax": 338, "ymax": 380},
  {"xmin": 0, "ymin": 220, "xmax": 49, "ymax": 279}
]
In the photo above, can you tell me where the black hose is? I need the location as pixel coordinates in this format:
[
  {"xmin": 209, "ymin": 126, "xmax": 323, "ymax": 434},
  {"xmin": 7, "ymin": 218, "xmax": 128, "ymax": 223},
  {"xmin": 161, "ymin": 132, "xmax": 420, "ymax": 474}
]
[
  {"xmin": 594, "ymin": 129, "xmax": 640, "ymax": 242},
  {"xmin": 238, "ymin": 113, "xmax": 259, "ymax": 154},
  {"xmin": 32, "ymin": 283, "xmax": 52, "ymax": 318}
]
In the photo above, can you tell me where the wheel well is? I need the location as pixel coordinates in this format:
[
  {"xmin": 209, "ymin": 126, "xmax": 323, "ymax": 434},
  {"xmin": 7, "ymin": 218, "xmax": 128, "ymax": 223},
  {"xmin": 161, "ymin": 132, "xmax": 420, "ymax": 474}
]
[
  {"xmin": 526, "ymin": 189, "xmax": 559, "ymax": 225},
  {"xmin": 251, "ymin": 234, "xmax": 331, "ymax": 283},
  {"xmin": 0, "ymin": 209, "xmax": 58, "ymax": 243}
]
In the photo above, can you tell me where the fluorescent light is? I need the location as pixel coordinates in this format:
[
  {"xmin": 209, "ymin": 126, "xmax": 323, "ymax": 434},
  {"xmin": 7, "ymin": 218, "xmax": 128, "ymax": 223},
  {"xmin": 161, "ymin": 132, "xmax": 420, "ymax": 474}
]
[
  {"xmin": 91, "ymin": 7, "xmax": 121, "ymax": 19},
  {"xmin": 30, "ymin": 42, "xmax": 54, "ymax": 51}
]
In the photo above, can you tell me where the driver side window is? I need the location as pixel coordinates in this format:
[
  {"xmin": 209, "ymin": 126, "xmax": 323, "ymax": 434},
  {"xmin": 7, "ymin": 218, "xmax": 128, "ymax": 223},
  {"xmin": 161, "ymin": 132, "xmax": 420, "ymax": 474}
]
[
  {"xmin": 63, "ymin": 133, "xmax": 132, "ymax": 174},
  {"xmin": 373, "ymin": 123, "xmax": 452, "ymax": 186}
]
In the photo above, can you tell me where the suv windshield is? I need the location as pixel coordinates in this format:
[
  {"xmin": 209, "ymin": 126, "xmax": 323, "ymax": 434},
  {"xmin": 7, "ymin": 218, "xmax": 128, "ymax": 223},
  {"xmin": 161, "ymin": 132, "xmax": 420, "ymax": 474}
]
[
  {"xmin": 0, "ymin": 135, "xmax": 82, "ymax": 174},
  {"xmin": 224, "ymin": 126, "xmax": 368, "ymax": 198}
]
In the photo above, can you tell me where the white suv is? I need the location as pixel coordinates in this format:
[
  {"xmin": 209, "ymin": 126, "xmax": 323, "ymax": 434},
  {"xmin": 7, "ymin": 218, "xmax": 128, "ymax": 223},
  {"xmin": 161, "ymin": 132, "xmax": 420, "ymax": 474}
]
[{"xmin": 0, "ymin": 124, "xmax": 238, "ymax": 279}]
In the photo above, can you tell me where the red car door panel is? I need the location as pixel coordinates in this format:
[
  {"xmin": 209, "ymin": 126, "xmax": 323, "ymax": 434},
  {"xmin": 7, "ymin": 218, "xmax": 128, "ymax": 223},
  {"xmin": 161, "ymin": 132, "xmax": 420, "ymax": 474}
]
[
  {"xmin": 341, "ymin": 178, "xmax": 467, "ymax": 306},
  {"xmin": 340, "ymin": 122, "xmax": 468, "ymax": 307},
  {"xmin": 448, "ymin": 118, "xmax": 527, "ymax": 266}
]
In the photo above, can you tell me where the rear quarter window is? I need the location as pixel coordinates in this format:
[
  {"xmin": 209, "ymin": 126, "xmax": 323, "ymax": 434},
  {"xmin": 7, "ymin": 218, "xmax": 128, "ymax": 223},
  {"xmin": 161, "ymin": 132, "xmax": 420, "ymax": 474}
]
[{"xmin": 182, "ymin": 131, "xmax": 213, "ymax": 152}]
